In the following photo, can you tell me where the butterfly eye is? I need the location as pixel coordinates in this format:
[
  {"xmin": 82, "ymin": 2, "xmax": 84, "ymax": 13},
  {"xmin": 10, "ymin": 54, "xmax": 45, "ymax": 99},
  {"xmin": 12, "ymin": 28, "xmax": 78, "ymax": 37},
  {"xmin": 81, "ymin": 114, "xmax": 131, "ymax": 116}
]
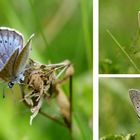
[
  {"xmin": 8, "ymin": 82, "xmax": 14, "ymax": 88},
  {"xmin": 0, "ymin": 40, "xmax": 2, "ymax": 43},
  {"xmin": 5, "ymin": 40, "xmax": 7, "ymax": 43}
]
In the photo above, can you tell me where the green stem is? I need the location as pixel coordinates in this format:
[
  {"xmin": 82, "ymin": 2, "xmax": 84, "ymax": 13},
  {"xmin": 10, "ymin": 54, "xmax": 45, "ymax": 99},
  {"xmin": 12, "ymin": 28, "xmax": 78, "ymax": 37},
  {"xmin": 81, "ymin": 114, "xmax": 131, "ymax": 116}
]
[
  {"xmin": 73, "ymin": 113, "xmax": 87, "ymax": 140},
  {"xmin": 107, "ymin": 29, "xmax": 140, "ymax": 73},
  {"xmin": 80, "ymin": 0, "xmax": 92, "ymax": 70}
]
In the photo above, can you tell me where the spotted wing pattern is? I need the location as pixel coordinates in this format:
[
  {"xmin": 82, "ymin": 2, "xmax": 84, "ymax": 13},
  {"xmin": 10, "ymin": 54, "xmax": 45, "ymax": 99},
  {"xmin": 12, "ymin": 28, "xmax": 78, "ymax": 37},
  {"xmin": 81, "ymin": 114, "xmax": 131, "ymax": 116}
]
[
  {"xmin": 129, "ymin": 89, "xmax": 140, "ymax": 117},
  {"xmin": 0, "ymin": 27, "xmax": 23, "ymax": 69}
]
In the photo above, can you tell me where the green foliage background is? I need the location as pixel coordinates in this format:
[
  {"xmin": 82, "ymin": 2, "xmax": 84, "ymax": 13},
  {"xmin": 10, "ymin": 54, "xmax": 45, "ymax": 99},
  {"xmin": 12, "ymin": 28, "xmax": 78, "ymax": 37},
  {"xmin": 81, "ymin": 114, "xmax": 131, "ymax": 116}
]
[
  {"xmin": 100, "ymin": 78, "xmax": 140, "ymax": 140},
  {"xmin": 0, "ymin": 0, "xmax": 92, "ymax": 140},
  {"xmin": 99, "ymin": 0, "xmax": 140, "ymax": 74}
]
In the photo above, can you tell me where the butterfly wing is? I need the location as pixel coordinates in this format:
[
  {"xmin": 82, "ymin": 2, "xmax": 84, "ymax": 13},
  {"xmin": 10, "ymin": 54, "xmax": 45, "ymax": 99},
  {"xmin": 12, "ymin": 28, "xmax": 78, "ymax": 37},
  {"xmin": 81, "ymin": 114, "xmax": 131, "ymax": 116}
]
[
  {"xmin": 0, "ymin": 27, "xmax": 23, "ymax": 81},
  {"xmin": 0, "ymin": 48, "xmax": 19, "ymax": 81},
  {"xmin": 13, "ymin": 34, "xmax": 34, "ymax": 77},
  {"xmin": 129, "ymin": 89, "xmax": 140, "ymax": 117},
  {"xmin": 0, "ymin": 27, "xmax": 23, "ymax": 68}
]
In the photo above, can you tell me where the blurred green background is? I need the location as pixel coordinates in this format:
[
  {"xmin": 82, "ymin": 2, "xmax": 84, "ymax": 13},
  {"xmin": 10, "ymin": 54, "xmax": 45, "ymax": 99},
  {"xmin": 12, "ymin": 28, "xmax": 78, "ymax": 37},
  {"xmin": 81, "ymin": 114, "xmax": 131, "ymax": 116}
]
[
  {"xmin": 0, "ymin": 0, "xmax": 93, "ymax": 140},
  {"xmin": 99, "ymin": 0, "xmax": 140, "ymax": 74},
  {"xmin": 100, "ymin": 78, "xmax": 140, "ymax": 139}
]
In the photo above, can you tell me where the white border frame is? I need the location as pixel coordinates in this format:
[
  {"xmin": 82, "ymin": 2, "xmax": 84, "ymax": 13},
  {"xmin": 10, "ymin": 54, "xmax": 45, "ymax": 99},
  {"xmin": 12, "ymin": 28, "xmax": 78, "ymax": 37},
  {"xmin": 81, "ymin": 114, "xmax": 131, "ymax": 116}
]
[{"xmin": 93, "ymin": 0, "xmax": 99, "ymax": 139}]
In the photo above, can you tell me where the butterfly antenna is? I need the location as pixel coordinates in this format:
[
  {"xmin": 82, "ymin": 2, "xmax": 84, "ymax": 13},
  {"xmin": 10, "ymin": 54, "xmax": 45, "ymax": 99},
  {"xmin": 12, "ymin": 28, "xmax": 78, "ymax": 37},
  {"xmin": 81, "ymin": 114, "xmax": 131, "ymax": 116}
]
[
  {"xmin": 1, "ymin": 82, "xmax": 7, "ymax": 98},
  {"xmin": 2, "ymin": 86, "xmax": 6, "ymax": 98}
]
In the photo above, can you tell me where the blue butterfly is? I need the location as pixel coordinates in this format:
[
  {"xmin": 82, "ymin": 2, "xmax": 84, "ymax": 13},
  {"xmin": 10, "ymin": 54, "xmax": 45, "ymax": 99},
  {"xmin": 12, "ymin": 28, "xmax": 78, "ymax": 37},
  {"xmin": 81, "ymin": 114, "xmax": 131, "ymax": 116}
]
[{"xmin": 0, "ymin": 27, "xmax": 34, "ymax": 88}]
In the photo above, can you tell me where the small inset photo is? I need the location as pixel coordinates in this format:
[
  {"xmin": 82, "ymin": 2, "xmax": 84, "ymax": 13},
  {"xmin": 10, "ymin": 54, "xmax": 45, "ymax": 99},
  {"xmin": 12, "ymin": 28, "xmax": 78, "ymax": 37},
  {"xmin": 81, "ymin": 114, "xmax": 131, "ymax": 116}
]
[
  {"xmin": 99, "ymin": 1, "xmax": 140, "ymax": 74},
  {"xmin": 99, "ymin": 78, "xmax": 140, "ymax": 140}
]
